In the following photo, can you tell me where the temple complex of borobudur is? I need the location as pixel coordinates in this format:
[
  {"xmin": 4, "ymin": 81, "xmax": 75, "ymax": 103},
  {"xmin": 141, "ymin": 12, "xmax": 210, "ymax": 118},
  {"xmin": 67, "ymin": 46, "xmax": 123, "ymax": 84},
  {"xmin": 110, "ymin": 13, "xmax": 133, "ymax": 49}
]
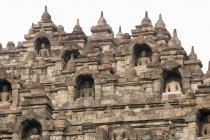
[{"xmin": 0, "ymin": 5, "xmax": 210, "ymax": 140}]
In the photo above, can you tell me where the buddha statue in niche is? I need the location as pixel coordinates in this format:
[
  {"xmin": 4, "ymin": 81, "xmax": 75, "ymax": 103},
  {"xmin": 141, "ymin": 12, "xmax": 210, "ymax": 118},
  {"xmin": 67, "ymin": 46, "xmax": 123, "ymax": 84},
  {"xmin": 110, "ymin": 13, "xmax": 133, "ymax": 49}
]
[
  {"xmin": 137, "ymin": 50, "xmax": 150, "ymax": 66},
  {"xmin": 28, "ymin": 128, "xmax": 41, "ymax": 140},
  {"xmin": 165, "ymin": 78, "xmax": 181, "ymax": 92},
  {"xmin": 39, "ymin": 43, "xmax": 50, "ymax": 57},
  {"xmin": 111, "ymin": 127, "xmax": 129, "ymax": 140},
  {"xmin": 202, "ymin": 115, "xmax": 210, "ymax": 136},
  {"xmin": 79, "ymin": 80, "xmax": 94, "ymax": 98},
  {"xmin": 0, "ymin": 85, "xmax": 11, "ymax": 107}
]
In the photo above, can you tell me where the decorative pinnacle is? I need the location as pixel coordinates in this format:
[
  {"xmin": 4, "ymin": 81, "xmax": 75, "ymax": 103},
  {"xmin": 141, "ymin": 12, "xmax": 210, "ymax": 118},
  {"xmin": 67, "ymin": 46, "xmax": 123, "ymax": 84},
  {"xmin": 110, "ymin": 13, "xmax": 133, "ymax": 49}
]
[
  {"xmin": 101, "ymin": 11, "xmax": 103, "ymax": 17},
  {"xmin": 168, "ymin": 29, "xmax": 181, "ymax": 47},
  {"xmin": 159, "ymin": 14, "xmax": 162, "ymax": 20},
  {"xmin": 41, "ymin": 5, "xmax": 51, "ymax": 21},
  {"xmin": 141, "ymin": 11, "xmax": 152, "ymax": 27},
  {"xmin": 204, "ymin": 61, "xmax": 210, "ymax": 79},
  {"xmin": 173, "ymin": 29, "xmax": 177, "ymax": 37},
  {"xmin": 208, "ymin": 61, "xmax": 210, "ymax": 71},
  {"xmin": 191, "ymin": 46, "xmax": 195, "ymax": 53},
  {"xmin": 73, "ymin": 19, "xmax": 83, "ymax": 33},
  {"xmin": 97, "ymin": 11, "xmax": 107, "ymax": 25},
  {"xmin": 116, "ymin": 25, "xmax": 124, "ymax": 38},
  {"xmin": 119, "ymin": 26, "xmax": 122, "ymax": 32},
  {"xmin": 189, "ymin": 46, "xmax": 197, "ymax": 60},
  {"xmin": 145, "ymin": 11, "xmax": 148, "ymax": 18},
  {"xmin": 76, "ymin": 19, "xmax": 80, "ymax": 26},
  {"xmin": 45, "ymin": 6, "xmax": 48, "ymax": 12},
  {"xmin": 155, "ymin": 13, "xmax": 165, "ymax": 29}
]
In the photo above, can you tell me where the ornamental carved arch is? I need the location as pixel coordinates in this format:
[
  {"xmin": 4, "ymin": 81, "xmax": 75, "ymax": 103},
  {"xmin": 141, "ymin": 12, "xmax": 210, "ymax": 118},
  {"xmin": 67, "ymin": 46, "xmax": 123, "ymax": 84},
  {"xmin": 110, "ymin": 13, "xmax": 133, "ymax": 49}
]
[
  {"xmin": 74, "ymin": 74, "xmax": 95, "ymax": 100},
  {"xmin": 33, "ymin": 31, "xmax": 53, "ymax": 44},
  {"xmin": 196, "ymin": 108, "xmax": 210, "ymax": 137},
  {"xmin": 68, "ymin": 67, "xmax": 98, "ymax": 100},
  {"xmin": 16, "ymin": 109, "xmax": 49, "ymax": 140},
  {"xmin": 162, "ymin": 69, "xmax": 182, "ymax": 93},
  {"xmin": 0, "ymin": 67, "xmax": 22, "ymax": 107},
  {"xmin": 72, "ymin": 67, "xmax": 98, "ymax": 85},
  {"xmin": 132, "ymin": 43, "xmax": 152, "ymax": 66},
  {"xmin": 32, "ymin": 32, "xmax": 54, "ymax": 57},
  {"xmin": 127, "ymin": 39, "xmax": 156, "ymax": 67},
  {"xmin": 161, "ymin": 60, "xmax": 190, "ymax": 94},
  {"xmin": 20, "ymin": 118, "xmax": 42, "ymax": 140},
  {"xmin": 130, "ymin": 37, "xmax": 155, "ymax": 50}
]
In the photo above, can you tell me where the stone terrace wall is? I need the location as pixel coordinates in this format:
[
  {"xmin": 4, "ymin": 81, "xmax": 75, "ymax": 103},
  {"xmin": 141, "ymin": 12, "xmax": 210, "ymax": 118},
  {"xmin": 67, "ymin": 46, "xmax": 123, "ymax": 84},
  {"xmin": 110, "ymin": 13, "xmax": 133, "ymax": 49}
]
[{"xmin": 0, "ymin": 6, "xmax": 209, "ymax": 140}]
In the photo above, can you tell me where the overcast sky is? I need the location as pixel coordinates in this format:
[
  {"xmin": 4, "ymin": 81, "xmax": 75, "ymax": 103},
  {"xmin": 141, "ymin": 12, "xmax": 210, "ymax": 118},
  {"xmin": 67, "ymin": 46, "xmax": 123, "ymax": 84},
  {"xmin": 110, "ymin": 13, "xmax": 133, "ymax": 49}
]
[{"xmin": 0, "ymin": 0, "xmax": 209, "ymax": 72}]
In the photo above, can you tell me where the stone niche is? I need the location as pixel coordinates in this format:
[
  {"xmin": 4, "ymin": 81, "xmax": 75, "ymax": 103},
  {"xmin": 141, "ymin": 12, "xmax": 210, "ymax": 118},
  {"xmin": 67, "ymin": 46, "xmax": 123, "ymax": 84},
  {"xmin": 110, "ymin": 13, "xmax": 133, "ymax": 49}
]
[
  {"xmin": 20, "ymin": 119, "xmax": 42, "ymax": 140},
  {"xmin": 0, "ymin": 79, "xmax": 12, "ymax": 108},
  {"xmin": 163, "ymin": 70, "xmax": 182, "ymax": 93},
  {"xmin": 162, "ymin": 70, "xmax": 183, "ymax": 101},
  {"xmin": 35, "ymin": 36, "xmax": 51, "ymax": 57},
  {"xmin": 197, "ymin": 109, "xmax": 210, "ymax": 139},
  {"xmin": 133, "ymin": 43, "xmax": 152, "ymax": 66},
  {"xmin": 75, "ymin": 75, "xmax": 95, "ymax": 100},
  {"xmin": 61, "ymin": 50, "xmax": 79, "ymax": 70}
]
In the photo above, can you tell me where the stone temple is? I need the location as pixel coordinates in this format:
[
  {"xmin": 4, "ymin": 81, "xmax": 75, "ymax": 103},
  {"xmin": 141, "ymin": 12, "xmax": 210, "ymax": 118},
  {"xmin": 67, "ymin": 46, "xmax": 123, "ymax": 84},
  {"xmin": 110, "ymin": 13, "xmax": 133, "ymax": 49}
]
[{"xmin": 0, "ymin": 6, "xmax": 210, "ymax": 140}]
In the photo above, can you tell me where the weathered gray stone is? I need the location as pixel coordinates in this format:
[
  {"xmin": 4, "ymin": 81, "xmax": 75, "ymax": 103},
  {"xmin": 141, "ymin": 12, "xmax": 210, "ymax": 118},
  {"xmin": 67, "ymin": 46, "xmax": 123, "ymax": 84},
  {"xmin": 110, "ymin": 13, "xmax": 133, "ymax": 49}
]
[{"xmin": 0, "ymin": 7, "xmax": 207, "ymax": 140}]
